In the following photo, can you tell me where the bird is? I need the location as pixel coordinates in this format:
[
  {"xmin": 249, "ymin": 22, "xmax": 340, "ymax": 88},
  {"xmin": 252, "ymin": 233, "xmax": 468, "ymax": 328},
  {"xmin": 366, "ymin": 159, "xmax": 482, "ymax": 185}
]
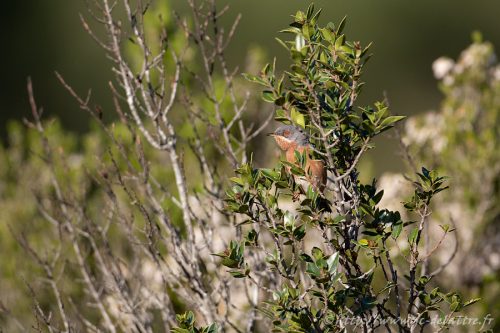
[{"xmin": 270, "ymin": 125, "xmax": 327, "ymax": 193}]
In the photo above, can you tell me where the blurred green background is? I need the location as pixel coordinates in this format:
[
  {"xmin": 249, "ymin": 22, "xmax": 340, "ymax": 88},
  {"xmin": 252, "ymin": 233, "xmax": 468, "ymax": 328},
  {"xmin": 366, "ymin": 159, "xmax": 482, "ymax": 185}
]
[
  {"xmin": 1, "ymin": 2, "xmax": 499, "ymax": 330},
  {"xmin": 1, "ymin": 0, "xmax": 500, "ymax": 173}
]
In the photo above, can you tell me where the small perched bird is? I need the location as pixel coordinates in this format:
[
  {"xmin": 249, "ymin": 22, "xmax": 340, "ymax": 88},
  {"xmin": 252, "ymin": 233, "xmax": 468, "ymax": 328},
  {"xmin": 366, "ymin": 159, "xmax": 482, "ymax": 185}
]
[{"xmin": 270, "ymin": 125, "xmax": 327, "ymax": 193}]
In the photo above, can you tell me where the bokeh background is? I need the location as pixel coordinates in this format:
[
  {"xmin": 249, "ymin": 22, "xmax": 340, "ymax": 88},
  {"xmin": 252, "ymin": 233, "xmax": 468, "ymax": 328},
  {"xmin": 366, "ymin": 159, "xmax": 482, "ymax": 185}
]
[
  {"xmin": 2, "ymin": 0, "xmax": 500, "ymax": 174},
  {"xmin": 1, "ymin": 1, "xmax": 500, "ymax": 331}
]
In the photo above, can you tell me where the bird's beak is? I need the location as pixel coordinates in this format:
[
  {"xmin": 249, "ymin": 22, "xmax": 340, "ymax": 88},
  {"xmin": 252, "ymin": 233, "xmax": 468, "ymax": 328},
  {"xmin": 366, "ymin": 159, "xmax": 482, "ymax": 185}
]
[{"xmin": 267, "ymin": 133, "xmax": 275, "ymax": 137}]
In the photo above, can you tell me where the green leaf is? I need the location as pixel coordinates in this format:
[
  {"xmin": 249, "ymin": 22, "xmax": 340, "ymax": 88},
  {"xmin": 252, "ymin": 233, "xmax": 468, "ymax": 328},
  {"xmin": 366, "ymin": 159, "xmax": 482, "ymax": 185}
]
[
  {"xmin": 280, "ymin": 27, "xmax": 301, "ymax": 34},
  {"xmin": 311, "ymin": 9, "xmax": 322, "ymax": 26},
  {"xmin": 284, "ymin": 211, "xmax": 295, "ymax": 227},
  {"xmin": 171, "ymin": 329, "xmax": 190, "ymax": 333},
  {"xmin": 391, "ymin": 223, "xmax": 403, "ymax": 240},
  {"xmin": 450, "ymin": 301, "xmax": 461, "ymax": 312},
  {"xmin": 463, "ymin": 298, "xmax": 481, "ymax": 307},
  {"xmin": 380, "ymin": 115, "xmax": 406, "ymax": 128},
  {"xmin": 326, "ymin": 252, "xmax": 339, "ymax": 275},
  {"xmin": 372, "ymin": 190, "xmax": 384, "ymax": 205},
  {"xmin": 245, "ymin": 229, "xmax": 259, "ymax": 245},
  {"xmin": 358, "ymin": 239, "xmax": 369, "ymax": 247},
  {"xmin": 229, "ymin": 177, "xmax": 245, "ymax": 186},
  {"xmin": 242, "ymin": 73, "xmax": 266, "ymax": 86},
  {"xmin": 300, "ymin": 253, "xmax": 313, "ymax": 263},
  {"xmin": 295, "ymin": 33, "xmax": 306, "ymax": 50},
  {"xmin": 439, "ymin": 224, "xmax": 455, "ymax": 233},
  {"xmin": 221, "ymin": 258, "xmax": 240, "ymax": 269},
  {"xmin": 422, "ymin": 167, "xmax": 430, "ymax": 179},
  {"xmin": 295, "ymin": 10, "xmax": 305, "ymax": 23},
  {"xmin": 320, "ymin": 28, "xmax": 334, "ymax": 43},
  {"xmin": 291, "ymin": 108, "xmax": 306, "ymax": 128},
  {"xmin": 206, "ymin": 323, "xmax": 218, "ymax": 333},
  {"xmin": 293, "ymin": 224, "xmax": 306, "ymax": 240},
  {"xmin": 261, "ymin": 168, "xmax": 280, "ymax": 181},
  {"xmin": 229, "ymin": 270, "xmax": 248, "ymax": 278},
  {"xmin": 408, "ymin": 228, "xmax": 419, "ymax": 244},
  {"xmin": 306, "ymin": 262, "xmax": 320, "ymax": 277},
  {"xmin": 275, "ymin": 37, "xmax": 289, "ymax": 51},
  {"xmin": 336, "ymin": 16, "xmax": 347, "ymax": 34},
  {"xmin": 312, "ymin": 247, "xmax": 324, "ymax": 260},
  {"xmin": 262, "ymin": 90, "xmax": 275, "ymax": 103},
  {"xmin": 335, "ymin": 34, "xmax": 345, "ymax": 50},
  {"xmin": 302, "ymin": 25, "xmax": 311, "ymax": 40},
  {"xmin": 305, "ymin": 3, "xmax": 315, "ymax": 20}
]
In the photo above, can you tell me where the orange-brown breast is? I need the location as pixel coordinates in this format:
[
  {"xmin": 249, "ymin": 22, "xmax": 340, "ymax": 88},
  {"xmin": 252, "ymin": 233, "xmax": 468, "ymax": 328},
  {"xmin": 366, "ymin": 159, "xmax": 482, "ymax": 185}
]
[
  {"xmin": 285, "ymin": 144, "xmax": 304, "ymax": 164},
  {"xmin": 274, "ymin": 136, "xmax": 294, "ymax": 151},
  {"xmin": 285, "ymin": 146, "xmax": 326, "ymax": 193}
]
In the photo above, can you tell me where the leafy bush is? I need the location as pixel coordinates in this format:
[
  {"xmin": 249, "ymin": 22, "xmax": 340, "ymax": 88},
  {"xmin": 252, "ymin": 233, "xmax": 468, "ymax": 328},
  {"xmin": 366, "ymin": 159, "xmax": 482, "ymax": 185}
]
[{"xmin": 220, "ymin": 5, "xmax": 478, "ymax": 332}]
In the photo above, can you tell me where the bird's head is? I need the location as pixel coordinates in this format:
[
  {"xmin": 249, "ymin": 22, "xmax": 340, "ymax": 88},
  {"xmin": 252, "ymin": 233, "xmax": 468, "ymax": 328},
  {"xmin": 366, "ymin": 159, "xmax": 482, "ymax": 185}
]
[{"xmin": 270, "ymin": 125, "xmax": 309, "ymax": 150}]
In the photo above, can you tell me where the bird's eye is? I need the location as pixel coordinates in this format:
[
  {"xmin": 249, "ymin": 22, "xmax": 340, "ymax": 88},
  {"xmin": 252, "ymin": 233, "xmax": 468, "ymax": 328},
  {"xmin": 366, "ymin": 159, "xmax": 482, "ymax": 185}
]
[{"xmin": 283, "ymin": 130, "xmax": 290, "ymax": 137}]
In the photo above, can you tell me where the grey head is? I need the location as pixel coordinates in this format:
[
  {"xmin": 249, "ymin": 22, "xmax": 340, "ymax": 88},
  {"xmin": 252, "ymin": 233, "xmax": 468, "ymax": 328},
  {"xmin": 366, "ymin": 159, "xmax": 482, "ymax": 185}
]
[{"xmin": 273, "ymin": 125, "xmax": 310, "ymax": 146}]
